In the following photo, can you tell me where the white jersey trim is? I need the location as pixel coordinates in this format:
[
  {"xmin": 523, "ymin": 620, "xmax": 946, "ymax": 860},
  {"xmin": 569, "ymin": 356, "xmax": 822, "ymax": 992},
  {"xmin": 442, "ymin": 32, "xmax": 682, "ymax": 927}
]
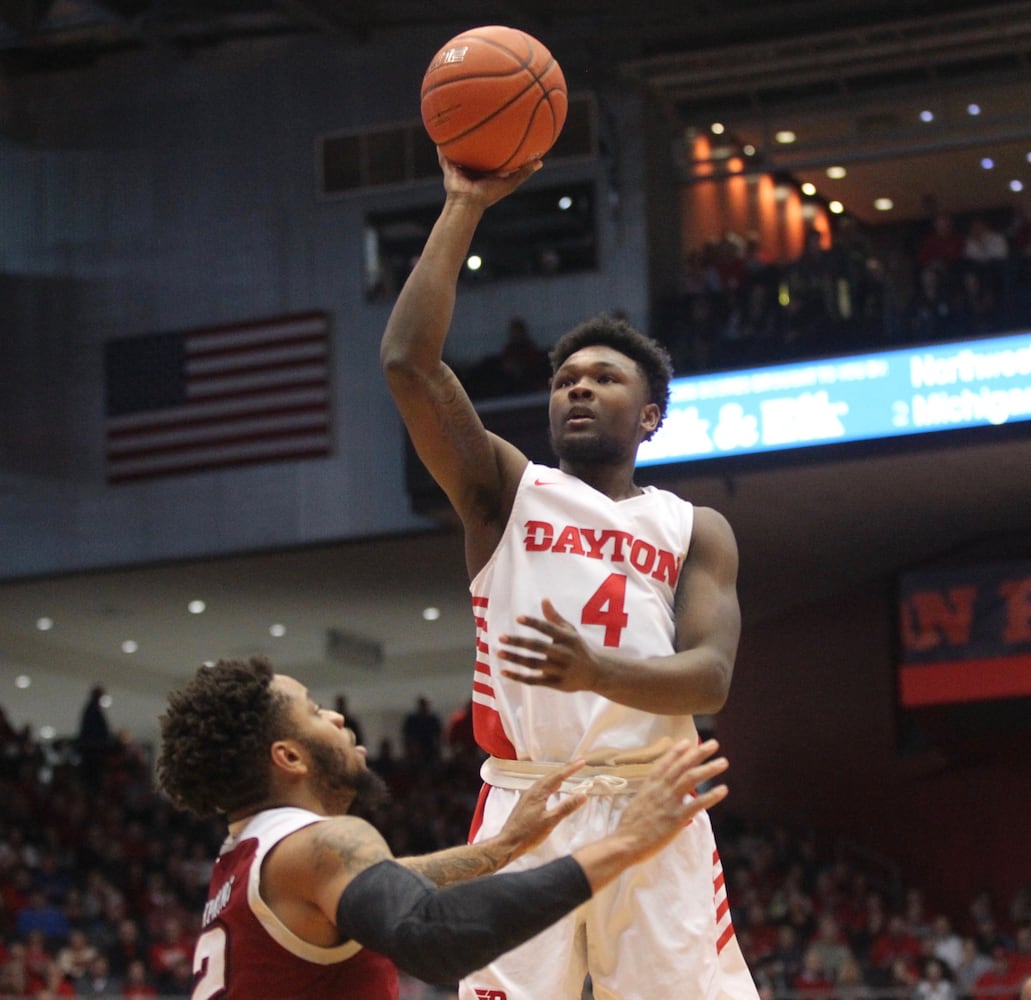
[{"xmin": 237, "ymin": 807, "xmax": 363, "ymax": 965}]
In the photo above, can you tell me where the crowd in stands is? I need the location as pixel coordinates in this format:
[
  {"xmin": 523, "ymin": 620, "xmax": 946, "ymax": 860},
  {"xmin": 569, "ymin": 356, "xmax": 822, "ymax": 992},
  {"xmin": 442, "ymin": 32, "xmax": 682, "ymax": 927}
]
[
  {"xmin": 658, "ymin": 204, "xmax": 1031, "ymax": 376},
  {"xmin": 460, "ymin": 204, "xmax": 1031, "ymax": 401},
  {"xmin": 0, "ymin": 693, "xmax": 1028, "ymax": 1000}
]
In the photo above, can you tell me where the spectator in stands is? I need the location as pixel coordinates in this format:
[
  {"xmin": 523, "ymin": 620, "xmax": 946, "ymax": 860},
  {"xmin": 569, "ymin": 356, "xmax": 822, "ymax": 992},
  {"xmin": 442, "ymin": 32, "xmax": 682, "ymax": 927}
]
[
  {"xmin": 1010, "ymin": 926, "xmax": 1031, "ymax": 982},
  {"xmin": 764, "ymin": 923, "xmax": 806, "ymax": 991},
  {"xmin": 794, "ymin": 945, "xmax": 835, "ymax": 1000},
  {"xmin": 916, "ymin": 958, "xmax": 958, "ymax": 1000},
  {"xmin": 21, "ymin": 928, "xmax": 54, "ymax": 991},
  {"xmin": 104, "ymin": 916, "xmax": 148, "ymax": 979},
  {"xmin": 1009, "ymin": 887, "xmax": 1031, "ymax": 928},
  {"xmin": 55, "ymin": 928, "xmax": 97, "ymax": 985},
  {"xmin": 785, "ymin": 228, "xmax": 838, "ymax": 353},
  {"xmin": 157, "ymin": 954, "xmax": 195, "ymax": 996},
  {"xmin": 838, "ymin": 954, "xmax": 875, "ymax": 1000},
  {"xmin": 904, "ymin": 263, "xmax": 958, "ymax": 342},
  {"xmin": 954, "ymin": 938, "xmax": 995, "ymax": 1000},
  {"xmin": 76, "ymin": 686, "xmax": 112, "ymax": 791},
  {"xmin": 974, "ymin": 950, "xmax": 1023, "ymax": 1000},
  {"xmin": 120, "ymin": 958, "xmax": 156, "ymax": 999},
  {"xmin": 744, "ymin": 900, "xmax": 780, "ymax": 966},
  {"xmin": 333, "ymin": 693, "xmax": 365, "ymax": 750},
  {"xmin": 963, "ymin": 216, "xmax": 1008, "ymax": 261},
  {"xmin": 36, "ymin": 958, "xmax": 76, "ymax": 997},
  {"xmin": 955, "ymin": 264, "xmax": 1002, "ymax": 334},
  {"xmin": 870, "ymin": 915, "xmax": 923, "ymax": 982},
  {"xmin": 917, "ymin": 212, "xmax": 965, "ymax": 277},
  {"xmin": 963, "ymin": 216, "xmax": 1009, "ymax": 302},
  {"xmin": 929, "ymin": 914, "xmax": 967, "ymax": 974},
  {"xmin": 15, "ymin": 889, "xmax": 70, "ymax": 944},
  {"xmin": 905, "ymin": 887, "xmax": 934, "ymax": 941},
  {"xmin": 973, "ymin": 916, "xmax": 1015, "ymax": 958},
  {"xmin": 464, "ymin": 315, "xmax": 551, "ymax": 399},
  {"xmin": 0, "ymin": 943, "xmax": 31, "ymax": 996},
  {"xmin": 497, "ymin": 315, "xmax": 551, "ymax": 394},
  {"xmin": 401, "ymin": 695, "xmax": 443, "ymax": 768},
  {"xmin": 809, "ymin": 913, "xmax": 855, "ymax": 980},
  {"xmin": 883, "ymin": 956, "xmax": 922, "ymax": 1000},
  {"xmin": 146, "ymin": 914, "xmax": 194, "ymax": 986},
  {"xmin": 76, "ymin": 954, "xmax": 121, "ymax": 997}
]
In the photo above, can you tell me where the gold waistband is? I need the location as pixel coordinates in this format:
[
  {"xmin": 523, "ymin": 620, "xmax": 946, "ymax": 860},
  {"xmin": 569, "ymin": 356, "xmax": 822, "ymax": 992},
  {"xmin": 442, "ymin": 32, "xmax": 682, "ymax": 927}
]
[{"xmin": 481, "ymin": 754, "xmax": 660, "ymax": 796}]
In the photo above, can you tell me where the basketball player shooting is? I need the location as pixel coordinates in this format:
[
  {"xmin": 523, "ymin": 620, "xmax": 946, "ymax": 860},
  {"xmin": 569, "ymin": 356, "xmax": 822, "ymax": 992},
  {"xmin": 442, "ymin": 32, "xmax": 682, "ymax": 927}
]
[{"xmin": 381, "ymin": 153, "xmax": 760, "ymax": 1000}]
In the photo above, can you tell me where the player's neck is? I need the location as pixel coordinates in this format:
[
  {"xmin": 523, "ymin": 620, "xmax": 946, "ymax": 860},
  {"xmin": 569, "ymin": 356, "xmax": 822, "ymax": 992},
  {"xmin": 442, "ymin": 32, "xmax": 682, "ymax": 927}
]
[{"xmin": 560, "ymin": 461, "xmax": 642, "ymax": 501}]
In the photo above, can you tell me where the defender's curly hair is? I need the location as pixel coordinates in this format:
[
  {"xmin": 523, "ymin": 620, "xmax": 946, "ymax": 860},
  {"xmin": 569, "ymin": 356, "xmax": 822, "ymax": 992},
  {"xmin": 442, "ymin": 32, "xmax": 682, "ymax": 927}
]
[
  {"xmin": 157, "ymin": 656, "xmax": 290, "ymax": 818},
  {"xmin": 549, "ymin": 314, "xmax": 673, "ymax": 437}
]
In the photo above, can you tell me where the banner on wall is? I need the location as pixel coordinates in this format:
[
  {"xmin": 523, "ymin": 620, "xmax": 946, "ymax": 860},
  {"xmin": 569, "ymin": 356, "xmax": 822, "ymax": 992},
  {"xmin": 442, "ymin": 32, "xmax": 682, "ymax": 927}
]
[
  {"xmin": 897, "ymin": 561, "xmax": 1031, "ymax": 707},
  {"xmin": 103, "ymin": 312, "xmax": 332, "ymax": 483}
]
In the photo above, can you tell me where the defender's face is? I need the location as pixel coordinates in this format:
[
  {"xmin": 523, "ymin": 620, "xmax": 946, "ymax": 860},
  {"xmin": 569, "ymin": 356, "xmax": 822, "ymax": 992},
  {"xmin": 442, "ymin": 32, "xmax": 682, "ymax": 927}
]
[{"xmin": 273, "ymin": 675, "xmax": 369, "ymax": 806}]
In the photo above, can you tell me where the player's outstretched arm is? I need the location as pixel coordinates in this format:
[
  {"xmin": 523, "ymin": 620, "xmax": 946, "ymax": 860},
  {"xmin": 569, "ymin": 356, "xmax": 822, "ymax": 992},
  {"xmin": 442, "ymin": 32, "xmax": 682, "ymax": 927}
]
[
  {"xmin": 398, "ymin": 758, "xmax": 588, "ymax": 886},
  {"xmin": 571, "ymin": 738, "xmax": 728, "ymax": 890},
  {"xmin": 331, "ymin": 740, "xmax": 727, "ymax": 985}
]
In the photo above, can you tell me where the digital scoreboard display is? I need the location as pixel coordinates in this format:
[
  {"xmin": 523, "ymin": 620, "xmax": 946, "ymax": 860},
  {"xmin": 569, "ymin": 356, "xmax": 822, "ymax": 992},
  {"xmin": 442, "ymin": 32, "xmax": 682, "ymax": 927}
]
[{"xmin": 637, "ymin": 330, "xmax": 1031, "ymax": 467}]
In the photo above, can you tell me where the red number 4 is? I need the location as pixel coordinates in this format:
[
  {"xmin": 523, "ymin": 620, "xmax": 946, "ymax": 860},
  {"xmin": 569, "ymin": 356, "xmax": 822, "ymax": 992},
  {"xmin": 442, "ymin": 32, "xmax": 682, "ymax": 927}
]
[{"xmin": 581, "ymin": 573, "xmax": 629, "ymax": 647}]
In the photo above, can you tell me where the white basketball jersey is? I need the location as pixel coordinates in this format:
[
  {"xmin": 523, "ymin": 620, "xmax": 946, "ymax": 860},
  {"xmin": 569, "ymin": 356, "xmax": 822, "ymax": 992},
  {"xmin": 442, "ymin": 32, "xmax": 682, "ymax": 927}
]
[{"xmin": 469, "ymin": 461, "xmax": 699, "ymax": 762}]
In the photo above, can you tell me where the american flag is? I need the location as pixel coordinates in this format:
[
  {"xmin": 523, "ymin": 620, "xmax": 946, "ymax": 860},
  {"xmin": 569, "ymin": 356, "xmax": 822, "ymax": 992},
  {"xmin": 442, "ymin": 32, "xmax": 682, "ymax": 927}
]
[{"xmin": 104, "ymin": 312, "xmax": 332, "ymax": 483}]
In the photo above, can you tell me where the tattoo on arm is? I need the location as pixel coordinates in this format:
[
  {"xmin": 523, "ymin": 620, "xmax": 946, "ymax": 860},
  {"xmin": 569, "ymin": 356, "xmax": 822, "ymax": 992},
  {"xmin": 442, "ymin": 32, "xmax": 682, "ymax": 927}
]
[
  {"xmin": 309, "ymin": 818, "xmax": 392, "ymax": 882},
  {"xmin": 398, "ymin": 842, "xmax": 510, "ymax": 888}
]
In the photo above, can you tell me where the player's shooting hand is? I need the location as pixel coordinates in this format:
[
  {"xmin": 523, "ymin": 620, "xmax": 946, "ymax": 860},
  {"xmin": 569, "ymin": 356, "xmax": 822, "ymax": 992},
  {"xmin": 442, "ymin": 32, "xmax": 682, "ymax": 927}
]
[
  {"xmin": 499, "ymin": 598, "xmax": 602, "ymax": 693},
  {"xmin": 494, "ymin": 758, "xmax": 588, "ymax": 861},
  {"xmin": 439, "ymin": 148, "xmax": 541, "ymax": 208}
]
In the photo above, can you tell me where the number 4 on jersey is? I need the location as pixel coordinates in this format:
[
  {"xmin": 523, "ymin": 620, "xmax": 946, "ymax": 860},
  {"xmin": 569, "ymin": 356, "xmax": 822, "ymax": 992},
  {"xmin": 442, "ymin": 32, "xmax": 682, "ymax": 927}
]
[{"xmin": 581, "ymin": 573, "xmax": 628, "ymax": 647}]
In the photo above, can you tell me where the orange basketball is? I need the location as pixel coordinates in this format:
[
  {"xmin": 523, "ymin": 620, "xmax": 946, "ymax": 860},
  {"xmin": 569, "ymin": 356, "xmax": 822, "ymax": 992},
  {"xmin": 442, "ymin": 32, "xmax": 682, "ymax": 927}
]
[{"xmin": 421, "ymin": 25, "xmax": 567, "ymax": 174}]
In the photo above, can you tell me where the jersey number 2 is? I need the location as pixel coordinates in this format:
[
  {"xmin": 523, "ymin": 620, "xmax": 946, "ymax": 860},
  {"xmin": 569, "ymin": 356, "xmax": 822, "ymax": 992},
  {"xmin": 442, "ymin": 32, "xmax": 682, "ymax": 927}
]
[
  {"xmin": 193, "ymin": 925, "xmax": 227, "ymax": 999},
  {"xmin": 581, "ymin": 573, "xmax": 629, "ymax": 647}
]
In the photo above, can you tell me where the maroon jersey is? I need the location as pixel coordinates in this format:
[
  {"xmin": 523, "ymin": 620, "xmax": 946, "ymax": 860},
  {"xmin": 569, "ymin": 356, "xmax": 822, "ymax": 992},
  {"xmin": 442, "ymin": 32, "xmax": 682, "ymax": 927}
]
[{"xmin": 191, "ymin": 807, "xmax": 398, "ymax": 1000}]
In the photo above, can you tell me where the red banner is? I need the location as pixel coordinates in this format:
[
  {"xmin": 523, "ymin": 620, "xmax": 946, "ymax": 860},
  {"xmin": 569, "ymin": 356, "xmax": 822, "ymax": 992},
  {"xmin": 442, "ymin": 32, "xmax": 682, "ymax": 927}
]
[{"xmin": 897, "ymin": 561, "xmax": 1031, "ymax": 707}]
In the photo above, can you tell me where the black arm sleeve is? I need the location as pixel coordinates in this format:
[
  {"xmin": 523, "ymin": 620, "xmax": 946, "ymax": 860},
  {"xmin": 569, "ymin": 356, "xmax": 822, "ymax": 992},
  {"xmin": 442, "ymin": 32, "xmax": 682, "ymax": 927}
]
[{"xmin": 335, "ymin": 856, "xmax": 592, "ymax": 985}]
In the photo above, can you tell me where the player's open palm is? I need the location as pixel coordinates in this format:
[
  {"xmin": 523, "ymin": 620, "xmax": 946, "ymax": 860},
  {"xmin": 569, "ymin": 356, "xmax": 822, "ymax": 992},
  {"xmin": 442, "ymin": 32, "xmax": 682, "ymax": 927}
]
[
  {"xmin": 616, "ymin": 739, "xmax": 728, "ymax": 863},
  {"xmin": 494, "ymin": 759, "xmax": 588, "ymax": 860}
]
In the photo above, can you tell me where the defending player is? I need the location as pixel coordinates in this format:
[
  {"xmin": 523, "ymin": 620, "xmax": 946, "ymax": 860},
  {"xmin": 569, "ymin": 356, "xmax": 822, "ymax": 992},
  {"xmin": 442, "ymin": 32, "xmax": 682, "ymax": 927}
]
[{"xmin": 157, "ymin": 657, "xmax": 729, "ymax": 999}]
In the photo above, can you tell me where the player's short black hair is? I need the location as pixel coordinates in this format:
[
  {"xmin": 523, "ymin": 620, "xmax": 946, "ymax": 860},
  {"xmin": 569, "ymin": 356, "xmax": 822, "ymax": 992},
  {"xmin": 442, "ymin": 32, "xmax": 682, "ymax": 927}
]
[
  {"xmin": 549, "ymin": 314, "xmax": 673, "ymax": 432},
  {"xmin": 157, "ymin": 656, "xmax": 290, "ymax": 818}
]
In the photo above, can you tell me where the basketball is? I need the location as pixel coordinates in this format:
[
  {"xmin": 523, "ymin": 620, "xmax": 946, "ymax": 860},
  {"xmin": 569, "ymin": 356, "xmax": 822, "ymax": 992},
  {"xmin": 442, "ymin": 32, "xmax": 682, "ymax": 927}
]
[{"xmin": 421, "ymin": 25, "xmax": 567, "ymax": 174}]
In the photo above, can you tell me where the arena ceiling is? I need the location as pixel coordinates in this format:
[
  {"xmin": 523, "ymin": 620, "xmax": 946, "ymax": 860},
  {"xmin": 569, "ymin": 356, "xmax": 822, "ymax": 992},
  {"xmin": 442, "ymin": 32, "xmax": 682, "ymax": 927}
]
[{"xmin": 4, "ymin": 0, "xmax": 1031, "ymax": 222}]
